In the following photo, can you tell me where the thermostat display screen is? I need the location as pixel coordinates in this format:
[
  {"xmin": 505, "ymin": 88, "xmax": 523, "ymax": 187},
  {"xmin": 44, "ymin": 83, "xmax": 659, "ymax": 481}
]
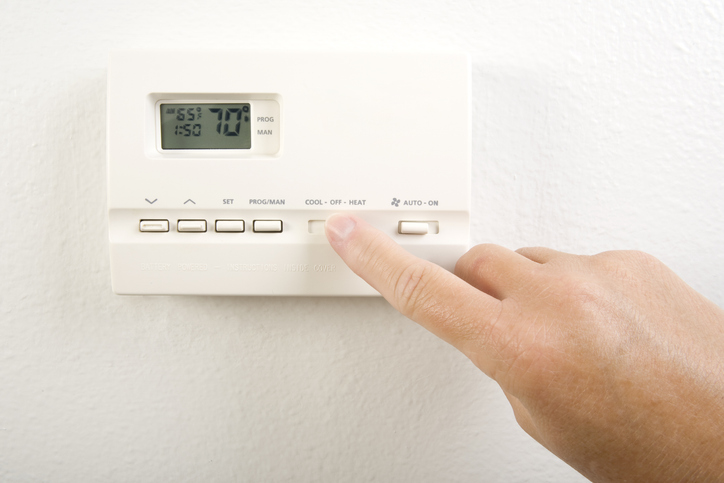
[{"xmin": 160, "ymin": 103, "xmax": 251, "ymax": 149}]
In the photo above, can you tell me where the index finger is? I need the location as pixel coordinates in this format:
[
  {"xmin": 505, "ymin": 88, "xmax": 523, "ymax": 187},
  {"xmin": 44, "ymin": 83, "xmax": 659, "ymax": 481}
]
[{"xmin": 325, "ymin": 213, "xmax": 503, "ymax": 359}]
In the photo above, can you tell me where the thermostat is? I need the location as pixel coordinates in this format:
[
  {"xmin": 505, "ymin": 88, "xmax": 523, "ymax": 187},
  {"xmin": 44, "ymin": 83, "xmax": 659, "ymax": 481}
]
[{"xmin": 107, "ymin": 51, "xmax": 471, "ymax": 295}]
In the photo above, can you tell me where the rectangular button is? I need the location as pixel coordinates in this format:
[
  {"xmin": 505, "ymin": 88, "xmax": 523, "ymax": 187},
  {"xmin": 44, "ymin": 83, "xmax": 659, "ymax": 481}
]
[
  {"xmin": 399, "ymin": 221, "xmax": 430, "ymax": 235},
  {"xmin": 216, "ymin": 220, "xmax": 245, "ymax": 232},
  {"xmin": 139, "ymin": 219, "xmax": 169, "ymax": 232},
  {"xmin": 177, "ymin": 220, "xmax": 207, "ymax": 232},
  {"xmin": 253, "ymin": 220, "xmax": 283, "ymax": 233}
]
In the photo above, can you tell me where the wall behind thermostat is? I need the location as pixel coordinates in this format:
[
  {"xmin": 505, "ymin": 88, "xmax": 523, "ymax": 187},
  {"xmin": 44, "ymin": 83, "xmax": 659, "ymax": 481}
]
[{"xmin": 1, "ymin": 1, "xmax": 723, "ymax": 482}]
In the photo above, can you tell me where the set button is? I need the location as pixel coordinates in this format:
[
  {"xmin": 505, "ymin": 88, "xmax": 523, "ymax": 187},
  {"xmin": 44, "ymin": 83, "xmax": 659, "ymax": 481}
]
[{"xmin": 215, "ymin": 220, "xmax": 245, "ymax": 232}]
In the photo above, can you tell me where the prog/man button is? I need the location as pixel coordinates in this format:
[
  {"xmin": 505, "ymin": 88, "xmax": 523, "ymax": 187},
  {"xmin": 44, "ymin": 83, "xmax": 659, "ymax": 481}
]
[{"xmin": 253, "ymin": 220, "xmax": 283, "ymax": 233}]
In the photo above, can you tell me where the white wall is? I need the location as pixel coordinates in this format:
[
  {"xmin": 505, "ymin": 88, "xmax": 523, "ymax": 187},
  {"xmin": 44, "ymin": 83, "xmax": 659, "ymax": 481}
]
[{"xmin": 1, "ymin": 1, "xmax": 722, "ymax": 481}]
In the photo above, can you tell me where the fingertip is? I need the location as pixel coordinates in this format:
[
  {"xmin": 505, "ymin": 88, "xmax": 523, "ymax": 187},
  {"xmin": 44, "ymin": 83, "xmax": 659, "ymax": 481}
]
[{"xmin": 325, "ymin": 213, "xmax": 358, "ymax": 247}]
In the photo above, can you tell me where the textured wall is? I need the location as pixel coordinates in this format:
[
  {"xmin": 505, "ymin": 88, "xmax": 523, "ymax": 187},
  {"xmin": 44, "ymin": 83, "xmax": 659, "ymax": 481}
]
[{"xmin": 1, "ymin": 0, "xmax": 722, "ymax": 481}]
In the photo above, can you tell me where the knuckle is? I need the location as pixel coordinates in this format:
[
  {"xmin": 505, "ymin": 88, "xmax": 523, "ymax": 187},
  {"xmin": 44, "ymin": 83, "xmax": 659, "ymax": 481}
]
[
  {"xmin": 531, "ymin": 267, "xmax": 609, "ymax": 323},
  {"xmin": 590, "ymin": 250, "xmax": 665, "ymax": 282},
  {"xmin": 467, "ymin": 243, "xmax": 501, "ymax": 260},
  {"xmin": 559, "ymin": 273, "xmax": 606, "ymax": 308},
  {"xmin": 514, "ymin": 246, "xmax": 533, "ymax": 256},
  {"xmin": 455, "ymin": 244, "xmax": 500, "ymax": 278},
  {"xmin": 515, "ymin": 246, "xmax": 552, "ymax": 261},
  {"xmin": 625, "ymin": 250, "xmax": 664, "ymax": 271}
]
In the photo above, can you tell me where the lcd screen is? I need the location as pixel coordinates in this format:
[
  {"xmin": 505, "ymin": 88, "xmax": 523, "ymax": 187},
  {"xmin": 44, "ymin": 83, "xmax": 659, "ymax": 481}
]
[{"xmin": 160, "ymin": 103, "xmax": 251, "ymax": 149}]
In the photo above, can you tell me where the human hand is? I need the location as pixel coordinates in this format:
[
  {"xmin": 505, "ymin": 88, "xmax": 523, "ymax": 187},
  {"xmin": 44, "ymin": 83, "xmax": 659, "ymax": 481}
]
[{"xmin": 325, "ymin": 214, "xmax": 724, "ymax": 483}]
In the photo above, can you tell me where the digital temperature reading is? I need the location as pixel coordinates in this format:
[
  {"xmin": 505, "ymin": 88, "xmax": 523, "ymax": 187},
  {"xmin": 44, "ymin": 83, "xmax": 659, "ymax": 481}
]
[{"xmin": 160, "ymin": 103, "xmax": 251, "ymax": 149}]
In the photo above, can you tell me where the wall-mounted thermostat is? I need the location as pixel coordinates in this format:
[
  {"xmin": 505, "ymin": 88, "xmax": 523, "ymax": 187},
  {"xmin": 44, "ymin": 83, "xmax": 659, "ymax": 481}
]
[{"xmin": 107, "ymin": 51, "xmax": 471, "ymax": 295}]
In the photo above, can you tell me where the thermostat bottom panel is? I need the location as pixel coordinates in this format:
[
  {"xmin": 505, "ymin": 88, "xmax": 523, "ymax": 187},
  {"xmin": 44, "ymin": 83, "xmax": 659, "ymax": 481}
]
[{"xmin": 109, "ymin": 210, "xmax": 469, "ymax": 296}]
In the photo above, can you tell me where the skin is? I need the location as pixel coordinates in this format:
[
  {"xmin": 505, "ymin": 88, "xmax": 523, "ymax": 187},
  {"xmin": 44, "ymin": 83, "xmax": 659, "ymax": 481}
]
[{"xmin": 325, "ymin": 213, "xmax": 724, "ymax": 483}]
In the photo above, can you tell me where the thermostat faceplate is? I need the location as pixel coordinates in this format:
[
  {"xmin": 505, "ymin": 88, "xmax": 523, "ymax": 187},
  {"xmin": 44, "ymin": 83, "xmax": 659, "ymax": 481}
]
[{"xmin": 107, "ymin": 51, "xmax": 471, "ymax": 295}]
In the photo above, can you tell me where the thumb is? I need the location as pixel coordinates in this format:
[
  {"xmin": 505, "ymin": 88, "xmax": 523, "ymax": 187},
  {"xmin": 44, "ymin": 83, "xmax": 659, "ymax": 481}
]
[{"xmin": 325, "ymin": 213, "xmax": 502, "ymax": 358}]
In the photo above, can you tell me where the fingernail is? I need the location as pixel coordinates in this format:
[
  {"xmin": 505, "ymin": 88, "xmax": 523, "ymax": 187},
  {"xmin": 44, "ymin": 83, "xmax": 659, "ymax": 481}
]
[{"xmin": 325, "ymin": 214, "xmax": 357, "ymax": 243}]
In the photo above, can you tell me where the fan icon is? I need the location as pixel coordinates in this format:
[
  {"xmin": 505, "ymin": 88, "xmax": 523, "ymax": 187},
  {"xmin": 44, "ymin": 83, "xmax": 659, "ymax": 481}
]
[{"xmin": 391, "ymin": 198, "xmax": 400, "ymax": 207}]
